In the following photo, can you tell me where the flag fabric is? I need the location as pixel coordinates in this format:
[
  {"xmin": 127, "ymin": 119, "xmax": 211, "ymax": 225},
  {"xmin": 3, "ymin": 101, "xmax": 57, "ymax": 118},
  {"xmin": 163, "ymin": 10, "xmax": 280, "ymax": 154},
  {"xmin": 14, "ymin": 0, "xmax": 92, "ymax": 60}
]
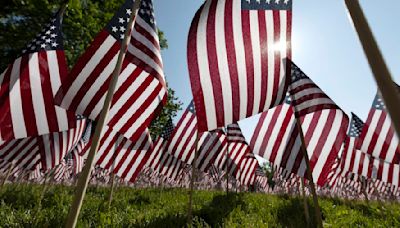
[
  {"xmin": 39, "ymin": 117, "xmax": 87, "ymax": 170},
  {"xmin": 340, "ymin": 113, "xmax": 365, "ymax": 177},
  {"xmin": 187, "ymin": 0, "xmax": 292, "ymax": 132},
  {"xmin": 195, "ymin": 128, "xmax": 227, "ymax": 172},
  {"xmin": 357, "ymin": 92, "xmax": 400, "ymax": 163},
  {"xmin": 55, "ymin": 0, "xmax": 167, "ymax": 142},
  {"xmin": 236, "ymin": 153, "xmax": 258, "ymax": 186},
  {"xmin": 0, "ymin": 9, "xmax": 76, "ymax": 141},
  {"xmin": 0, "ymin": 137, "xmax": 41, "ymax": 171},
  {"xmin": 81, "ymin": 126, "xmax": 153, "ymax": 183},
  {"xmin": 165, "ymin": 101, "xmax": 198, "ymax": 164},
  {"xmin": 250, "ymin": 61, "xmax": 349, "ymax": 186}
]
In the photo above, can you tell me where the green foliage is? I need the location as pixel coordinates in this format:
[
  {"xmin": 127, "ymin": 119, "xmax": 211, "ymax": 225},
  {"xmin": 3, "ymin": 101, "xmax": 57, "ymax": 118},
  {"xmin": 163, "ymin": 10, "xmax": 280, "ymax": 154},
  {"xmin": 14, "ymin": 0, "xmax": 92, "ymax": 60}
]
[
  {"xmin": 1, "ymin": 184, "xmax": 400, "ymax": 227},
  {"xmin": 0, "ymin": 0, "xmax": 181, "ymax": 135}
]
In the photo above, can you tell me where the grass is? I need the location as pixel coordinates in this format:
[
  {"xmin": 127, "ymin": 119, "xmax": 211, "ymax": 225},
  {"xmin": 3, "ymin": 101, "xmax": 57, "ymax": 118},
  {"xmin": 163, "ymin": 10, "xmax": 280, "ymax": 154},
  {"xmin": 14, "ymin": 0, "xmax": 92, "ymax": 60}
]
[{"xmin": 0, "ymin": 184, "xmax": 399, "ymax": 227}]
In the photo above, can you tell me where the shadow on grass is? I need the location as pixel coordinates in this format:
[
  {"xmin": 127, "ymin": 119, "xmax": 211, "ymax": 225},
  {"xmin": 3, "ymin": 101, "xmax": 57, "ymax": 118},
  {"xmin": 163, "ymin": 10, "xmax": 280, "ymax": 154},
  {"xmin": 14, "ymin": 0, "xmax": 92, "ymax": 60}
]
[
  {"xmin": 275, "ymin": 196, "xmax": 311, "ymax": 228},
  {"xmin": 131, "ymin": 192, "xmax": 246, "ymax": 227}
]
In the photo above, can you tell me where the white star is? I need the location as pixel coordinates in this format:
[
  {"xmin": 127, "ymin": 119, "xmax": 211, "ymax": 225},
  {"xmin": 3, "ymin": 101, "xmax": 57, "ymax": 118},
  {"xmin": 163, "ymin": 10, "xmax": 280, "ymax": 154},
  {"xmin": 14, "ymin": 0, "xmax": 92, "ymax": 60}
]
[
  {"xmin": 266, "ymin": 0, "xmax": 271, "ymax": 3},
  {"xmin": 45, "ymin": 39, "xmax": 51, "ymax": 43},
  {"xmin": 275, "ymin": 0, "xmax": 280, "ymax": 3},
  {"xmin": 30, "ymin": 46, "xmax": 35, "ymax": 50},
  {"xmin": 41, "ymin": 36, "xmax": 46, "ymax": 40},
  {"xmin": 50, "ymin": 25, "xmax": 56, "ymax": 30},
  {"xmin": 126, "ymin": 9, "xmax": 132, "ymax": 15},
  {"xmin": 256, "ymin": 0, "xmax": 261, "ymax": 3},
  {"xmin": 119, "ymin": 18, "xmax": 125, "ymax": 24},
  {"xmin": 41, "ymin": 44, "xmax": 46, "ymax": 48},
  {"xmin": 284, "ymin": 0, "xmax": 290, "ymax": 4},
  {"xmin": 120, "ymin": 26, "xmax": 126, "ymax": 32},
  {"xmin": 45, "ymin": 30, "xmax": 51, "ymax": 35},
  {"xmin": 50, "ymin": 34, "xmax": 57, "ymax": 38},
  {"xmin": 51, "ymin": 42, "xmax": 58, "ymax": 47},
  {"xmin": 140, "ymin": 9, "xmax": 145, "ymax": 14},
  {"xmin": 112, "ymin": 26, "xmax": 118, "ymax": 32},
  {"xmin": 120, "ymin": 34, "xmax": 125, "ymax": 40}
]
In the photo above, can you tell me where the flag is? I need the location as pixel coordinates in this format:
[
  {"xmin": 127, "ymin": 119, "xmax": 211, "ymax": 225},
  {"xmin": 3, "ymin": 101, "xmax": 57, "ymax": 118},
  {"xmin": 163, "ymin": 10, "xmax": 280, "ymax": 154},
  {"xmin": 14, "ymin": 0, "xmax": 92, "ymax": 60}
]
[
  {"xmin": 250, "ymin": 61, "xmax": 349, "ymax": 186},
  {"xmin": 81, "ymin": 126, "xmax": 153, "ymax": 183},
  {"xmin": 39, "ymin": 117, "xmax": 88, "ymax": 170},
  {"xmin": 340, "ymin": 113, "xmax": 365, "ymax": 177},
  {"xmin": 187, "ymin": 0, "xmax": 292, "ymax": 132},
  {"xmin": 236, "ymin": 153, "xmax": 258, "ymax": 186},
  {"xmin": 357, "ymin": 92, "xmax": 400, "ymax": 163},
  {"xmin": 195, "ymin": 128, "xmax": 227, "ymax": 172},
  {"xmin": 165, "ymin": 101, "xmax": 198, "ymax": 164},
  {"xmin": 54, "ymin": 0, "xmax": 167, "ymax": 142},
  {"xmin": 0, "ymin": 137, "xmax": 41, "ymax": 172},
  {"xmin": 0, "ymin": 9, "xmax": 76, "ymax": 141}
]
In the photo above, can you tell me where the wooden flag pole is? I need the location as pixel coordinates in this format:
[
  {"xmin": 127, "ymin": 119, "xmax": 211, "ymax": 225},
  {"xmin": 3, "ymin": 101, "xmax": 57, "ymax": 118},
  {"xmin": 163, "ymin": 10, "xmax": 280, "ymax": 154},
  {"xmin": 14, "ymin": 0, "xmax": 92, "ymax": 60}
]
[
  {"xmin": 64, "ymin": 1, "xmax": 142, "ymax": 227},
  {"xmin": 187, "ymin": 134, "xmax": 199, "ymax": 224},
  {"xmin": 107, "ymin": 171, "xmax": 116, "ymax": 208},
  {"xmin": 300, "ymin": 177, "xmax": 310, "ymax": 226},
  {"xmin": 344, "ymin": 0, "xmax": 400, "ymax": 139}
]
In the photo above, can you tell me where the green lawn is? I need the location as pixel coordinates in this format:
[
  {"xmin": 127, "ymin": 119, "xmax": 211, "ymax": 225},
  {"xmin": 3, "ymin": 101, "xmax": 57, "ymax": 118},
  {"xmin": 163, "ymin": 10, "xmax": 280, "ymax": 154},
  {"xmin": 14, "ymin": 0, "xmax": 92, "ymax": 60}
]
[{"xmin": 0, "ymin": 184, "xmax": 399, "ymax": 227}]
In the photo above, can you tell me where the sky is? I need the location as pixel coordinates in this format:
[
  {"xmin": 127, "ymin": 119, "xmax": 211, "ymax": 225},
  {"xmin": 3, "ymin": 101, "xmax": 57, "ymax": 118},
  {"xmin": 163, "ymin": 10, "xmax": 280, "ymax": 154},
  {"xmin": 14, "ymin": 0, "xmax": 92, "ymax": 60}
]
[{"xmin": 153, "ymin": 0, "xmax": 400, "ymax": 142}]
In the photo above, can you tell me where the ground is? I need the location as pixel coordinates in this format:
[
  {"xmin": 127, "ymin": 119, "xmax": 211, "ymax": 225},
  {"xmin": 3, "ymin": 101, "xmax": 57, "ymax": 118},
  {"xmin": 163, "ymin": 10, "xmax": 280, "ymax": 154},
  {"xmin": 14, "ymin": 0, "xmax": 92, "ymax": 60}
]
[{"xmin": 0, "ymin": 184, "xmax": 399, "ymax": 227}]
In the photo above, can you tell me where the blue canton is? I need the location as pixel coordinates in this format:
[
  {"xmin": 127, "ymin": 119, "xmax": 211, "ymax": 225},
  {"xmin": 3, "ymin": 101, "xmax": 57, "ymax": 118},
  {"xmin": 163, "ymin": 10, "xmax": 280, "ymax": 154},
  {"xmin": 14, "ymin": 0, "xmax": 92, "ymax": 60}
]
[
  {"xmin": 161, "ymin": 118, "xmax": 175, "ymax": 140},
  {"xmin": 290, "ymin": 61, "xmax": 308, "ymax": 83},
  {"xmin": 242, "ymin": 0, "xmax": 292, "ymax": 10},
  {"xmin": 372, "ymin": 93, "xmax": 386, "ymax": 110},
  {"xmin": 348, "ymin": 112, "xmax": 364, "ymax": 137},
  {"xmin": 187, "ymin": 100, "xmax": 196, "ymax": 114},
  {"xmin": 106, "ymin": 0, "xmax": 156, "ymax": 42},
  {"xmin": 22, "ymin": 11, "xmax": 63, "ymax": 55}
]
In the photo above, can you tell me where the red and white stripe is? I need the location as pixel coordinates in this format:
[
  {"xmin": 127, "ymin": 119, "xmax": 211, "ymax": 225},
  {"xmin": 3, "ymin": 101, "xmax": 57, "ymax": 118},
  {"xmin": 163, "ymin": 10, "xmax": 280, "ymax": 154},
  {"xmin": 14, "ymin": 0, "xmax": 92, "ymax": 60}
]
[
  {"xmin": 195, "ymin": 129, "xmax": 227, "ymax": 172},
  {"xmin": 250, "ymin": 102, "xmax": 349, "ymax": 186},
  {"xmin": 0, "ymin": 137, "xmax": 41, "ymax": 171},
  {"xmin": 187, "ymin": 0, "xmax": 292, "ymax": 132},
  {"xmin": 166, "ymin": 103, "xmax": 197, "ymax": 164},
  {"xmin": 85, "ymin": 127, "xmax": 153, "ymax": 183},
  {"xmin": 357, "ymin": 94, "xmax": 400, "ymax": 163},
  {"xmin": 55, "ymin": 0, "xmax": 167, "ymax": 142},
  {"xmin": 236, "ymin": 154, "xmax": 258, "ymax": 186},
  {"xmin": 0, "ymin": 51, "xmax": 76, "ymax": 141},
  {"xmin": 39, "ymin": 118, "xmax": 87, "ymax": 170}
]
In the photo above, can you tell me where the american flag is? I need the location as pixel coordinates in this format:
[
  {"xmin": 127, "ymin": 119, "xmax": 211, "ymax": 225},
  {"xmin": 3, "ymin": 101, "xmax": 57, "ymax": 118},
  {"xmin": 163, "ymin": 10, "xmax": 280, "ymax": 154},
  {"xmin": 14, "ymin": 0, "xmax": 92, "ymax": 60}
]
[
  {"xmin": 165, "ymin": 101, "xmax": 198, "ymax": 164},
  {"xmin": 236, "ymin": 153, "xmax": 258, "ymax": 186},
  {"xmin": 54, "ymin": 0, "xmax": 167, "ymax": 142},
  {"xmin": 82, "ymin": 126, "xmax": 153, "ymax": 183},
  {"xmin": 0, "ymin": 9, "xmax": 76, "ymax": 141},
  {"xmin": 39, "ymin": 117, "xmax": 88, "ymax": 170},
  {"xmin": 0, "ymin": 137, "xmax": 41, "ymax": 172},
  {"xmin": 195, "ymin": 128, "xmax": 227, "ymax": 172},
  {"xmin": 146, "ymin": 120, "xmax": 185, "ymax": 180},
  {"xmin": 340, "ymin": 113, "xmax": 364, "ymax": 177},
  {"xmin": 187, "ymin": 0, "xmax": 292, "ymax": 132},
  {"xmin": 251, "ymin": 61, "xmax": 349, "ymax": 186},
  {"xmin": 357, "ymin": 92, "xmax": 400, "ymax": 163}
]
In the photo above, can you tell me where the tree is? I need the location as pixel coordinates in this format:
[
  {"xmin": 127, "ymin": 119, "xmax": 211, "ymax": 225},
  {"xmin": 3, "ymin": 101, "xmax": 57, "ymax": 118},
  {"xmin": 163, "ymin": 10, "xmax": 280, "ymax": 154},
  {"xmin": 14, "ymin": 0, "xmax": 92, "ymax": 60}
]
[{"xmin": 0, "ymin": 0, "xmax": 181, "ymax": 136}]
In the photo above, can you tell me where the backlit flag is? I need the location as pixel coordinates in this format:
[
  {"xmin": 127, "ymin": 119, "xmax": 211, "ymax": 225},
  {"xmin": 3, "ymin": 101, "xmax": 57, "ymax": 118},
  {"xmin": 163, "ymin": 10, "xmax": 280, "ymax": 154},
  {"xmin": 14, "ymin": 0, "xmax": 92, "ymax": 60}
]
[
  {"xmin": 0, "ymin": 9, "xmax": 76, "ymax": 141},
  {"xmin": 166, "ymin": 101, "xmax": 198, "ymax": 164},
  {"xmin": 55, "ymin": 0, "xmax": 167, "ymax": 142},
  {"xmin": 236, "ymin": 153, "xmax": 258, "ymax": 186},
  {"xmin": 250, "ymin": 61, "xmax": 349, "ymax": 186},
  {"xmin": 357, "ymin": 92, "xmax": 400, "ymax": 163},
  {"xmin": 195, "ymin": 129, "xmax": 227, "ymax": 172},
  {"xmin": 187, "ymin": 0, "xmax": 292, "ymax": 132}
]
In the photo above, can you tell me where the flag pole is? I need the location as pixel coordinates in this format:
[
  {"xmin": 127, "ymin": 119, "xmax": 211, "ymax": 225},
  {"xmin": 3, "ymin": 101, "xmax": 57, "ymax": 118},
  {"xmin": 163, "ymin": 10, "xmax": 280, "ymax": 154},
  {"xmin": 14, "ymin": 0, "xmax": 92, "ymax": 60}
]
[
  {"xmin": 300, "ymin": 177, "xmax": 310, "ymax": 226},
  {"xmin": 344, "ymin": 0, "xmax": 400, "ymax": 139},
  {"xmin": 64, "ymin": 0, "xmax": 142, "ymax": 227},
  {"xmin": 187, "ymin": 133, "xmax": 199, "ymax": 224}
]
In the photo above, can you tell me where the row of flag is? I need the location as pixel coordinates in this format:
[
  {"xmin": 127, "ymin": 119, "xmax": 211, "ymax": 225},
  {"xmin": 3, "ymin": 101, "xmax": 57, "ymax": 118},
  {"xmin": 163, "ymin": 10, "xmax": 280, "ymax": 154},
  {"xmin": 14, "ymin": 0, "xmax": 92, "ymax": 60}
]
[{"xmin": 1, "ymin": 0, "xmax": 399, "ymax": 201}]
